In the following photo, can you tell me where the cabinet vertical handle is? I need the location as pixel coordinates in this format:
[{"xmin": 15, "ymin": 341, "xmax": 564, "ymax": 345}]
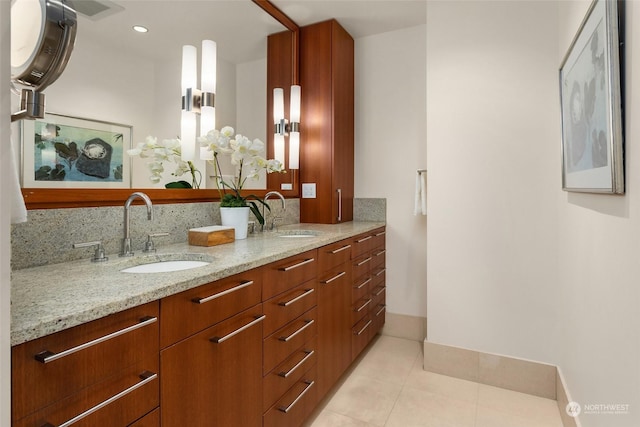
[
  {"xmin": 376, "ymin": 231, "xmax": 386, "ymax": 237},
  {"xmin": 278, "ymin": 350, "xmax": 315, "ymax": 378},
  {"xmin": 321, "ymin": 271, "xmax": 346, "ymax": 284},
  {"xmin": 279, "ymin": 258, "xmax": 315, "ymax": 271},
  {"xmin": 356, "ymin": 235, "xmax": 372, "ymax": 243},
  {"xmin": 210, "ymin": 315, "xmax": 265, "ymax": 343},
  {"xmin": 278, "ymin": 380, "xmax": 315, "ymax": 413},
  {"xmin": 356, "ymin": 257, "xmax": 372, "ymax": 267},
  {"xmin": 40, "ymin": 371, "xmax": 157, "ymax": 427},
  {"xmin": 279, "ymin": 319, "xmax": 315, "ymax": 342},
  {"xmin": 34, "ymin": 316, "xmax": 157, "ymax": 364},
  {"xmin": 376, "ymin": 305, "xmax": 386, "ymax": 317},
  {"xmin": 374, "ymin": 249, "xmax": 386, "ymax": 257},
  {"xmin": 374, "ymin": 286, "xmax": 386, "ymax": 296},
  {"xmin": 375, "ymin": 268, "xmax": 386, "ymax": 277},
  {"xmin": 192, "ymin": 280, "xmax": 254, "ymax": 304},
  {"xmin": 337, "ymin": 188, "xmax": 342, "ymax": 222},
  {"xmin": 279, "ymin": 288, "xmax": 315, "ymax": 307}
]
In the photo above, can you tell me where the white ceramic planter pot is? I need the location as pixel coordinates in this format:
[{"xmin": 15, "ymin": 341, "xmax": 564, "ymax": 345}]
[{"xmin": 220, "ymin": 206, "xmax": 250, "ymax": 239}]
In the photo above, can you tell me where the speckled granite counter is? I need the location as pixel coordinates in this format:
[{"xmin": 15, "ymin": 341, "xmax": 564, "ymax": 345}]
[{"xmin": 11, "ymin": 222, "xmax": 384, "ymax": 346}]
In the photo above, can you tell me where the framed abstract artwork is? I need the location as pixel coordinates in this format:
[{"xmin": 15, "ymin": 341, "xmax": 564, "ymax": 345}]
[
  {"xmin": 559, "ymin": 0, "xmax": 624, "ymax": 194},
  {"xmin": 22, "ymin": 113, "xmax": 132, "ymax": 188}
]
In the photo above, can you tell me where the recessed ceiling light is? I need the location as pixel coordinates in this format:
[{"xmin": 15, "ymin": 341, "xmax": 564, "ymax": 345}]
[{"xmin": 132, "ymin": 25, "xmax": 148, "ymax": 33}]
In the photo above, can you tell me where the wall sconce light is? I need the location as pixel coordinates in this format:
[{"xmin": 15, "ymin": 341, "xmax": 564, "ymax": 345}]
[
  {"xmin": 181, "ymin": 40, "xmax": 216, "ymax": 161},
  {"xmin": 273, "ymin": 85, "xmax": 301, "ymax": 169}
]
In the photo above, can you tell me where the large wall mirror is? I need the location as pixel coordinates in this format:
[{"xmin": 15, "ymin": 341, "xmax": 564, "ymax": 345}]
[{"xmin": 14, "ymin": 0, "xmax": 298, "ymax": 209}]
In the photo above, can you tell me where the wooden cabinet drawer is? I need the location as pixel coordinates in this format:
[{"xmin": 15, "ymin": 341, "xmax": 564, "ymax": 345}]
[
  {"xmin": 263, "ymin": 337, "xmax": 317, "ymax": 412},
  {"xmin": 352, "ymin": 253, "xmax": 372, "ymax": 281},
  {"xmin": 263, "ymin": 280, "xmax": 317, "ymax": 338},
  {"xmin": 129, "ymin": 408, "xmax": 159, "ymax": 427},
  {"xmin": 12, "ymin": 302, "xmax": 159, "ymax": 421},
  {"xmin": 160, "ymin": 268, "xmax": 262, "ymax": 347},
  {"xmin": 161, "ymin": 304, "xmax": 264, "ymax": 427},
  {"xmin": 14, "ymin": 355, "xmax": 159, "ymax": 427},
  {"xmin": 352, "ymin": 295, "xmax": 372, "ymax": 325},
  {"xmin": 372, "ymin": 285, "xmax": 386, "ymax": 307},
  {"xmin": 352, "ymin": 314, "xmax": 373, "ymax": 360},
  {"xmin": 352, "ymin": 233, "xmax": 373, "ymax": 258},
  {"xmin": 372, "ymin": 303, "xmax": 386, "ymax": 336},
  {"xmin": 352, "ymin": 275, "xmax": 372, "ymax": 302},
  {"xmin": 371, "ymin": 228, "xmax": 386, "ymax": 251},
  {"xmin": 264, "ymin": 250, "xmax": 318, "ymax": 300},
  {"xmin": 263, "ymin": 364, "xmax": 318, "ymax": 427},
  {"xmin": 372, "ymin": 266, "xmax": 386, "ymax": 288},
  {"xmin": 264, "ymin": 307, "xmax": 317, "ymax": 375},
  {"xmin": 371, "ymin": 247, "xmax": 386, "ymax": 270},
  {"xmin": 318, "ymin": 239, "xmax": 352, "ymax": 271}
]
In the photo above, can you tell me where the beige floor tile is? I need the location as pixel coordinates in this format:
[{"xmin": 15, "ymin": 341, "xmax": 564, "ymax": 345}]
[
  {"xmin": 352, "ymin": 336, "xmax": 422, "ymax": 386},
  {"xmin": 325, "ymin": 374, "xmax": 402, "ymax": 426},
  {"xmin": 306, "ymin": 409, "xmax": 379, "ymax": 427},
  {"xmin": 404, "ymin": 361, "xmax": 480, "ymax": 404},
  {"xmin": 385, "ymin": 386, "xmax": 477, "ymax": 427},
  {"xmin": 476, "ymin": 405, "xmax": 564, "ymax": 427},
  {"xmin": 478, "ymin": 384, "xmax": 562, "ymax": 423}
]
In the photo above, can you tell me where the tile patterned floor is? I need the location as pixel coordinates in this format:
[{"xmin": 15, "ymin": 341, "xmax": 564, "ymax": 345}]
[{"xmin": 304, "ymin": 335, "xmax": 564, "ymax": 427}]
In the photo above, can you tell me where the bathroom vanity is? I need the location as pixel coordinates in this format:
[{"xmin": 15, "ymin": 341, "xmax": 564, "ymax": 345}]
[{"xmin": 10, "ymin": 222, "xmax": 386, "ymax": 427}]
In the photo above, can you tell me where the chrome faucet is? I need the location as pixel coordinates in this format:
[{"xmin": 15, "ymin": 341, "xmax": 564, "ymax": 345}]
[
  {"xmin": 262, "ymin": 191, "xmax": 286, "ymax": 231},
  {"xmin": 120, "ymin": 192, "xmax": 153, "ymax": 257}
]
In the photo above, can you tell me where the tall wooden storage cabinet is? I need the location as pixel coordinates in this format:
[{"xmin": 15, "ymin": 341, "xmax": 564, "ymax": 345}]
[{"xmin": 299, "ymin": 20, "xmax": 354, "ymax": 224}]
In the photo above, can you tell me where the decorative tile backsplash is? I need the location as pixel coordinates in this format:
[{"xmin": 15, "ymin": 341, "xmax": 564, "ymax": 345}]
[{"xmin": 11, "ymin": 197, "xmax": 385, "ymax": 270}]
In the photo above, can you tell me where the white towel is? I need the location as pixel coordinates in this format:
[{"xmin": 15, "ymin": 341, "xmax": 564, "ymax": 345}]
[
  {"xmin": 414, "ymin": 171, "xmax": 427, "ymax": 216},
  {"xmin": 10, "ymin": 134, "xmax": 27, "ymax": 224}
]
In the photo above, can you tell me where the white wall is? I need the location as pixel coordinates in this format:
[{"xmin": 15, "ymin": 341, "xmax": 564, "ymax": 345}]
[
  {"xmin": 1, "ymin": 1, "xmax": 11, "ymax": 424},
  {"xmin": 427, "ymin": 1, "xmax": 640, "ymax": 426},
  {"xmin": 355, "ymin": 25, "xmax": 427, "ymax": 318}
]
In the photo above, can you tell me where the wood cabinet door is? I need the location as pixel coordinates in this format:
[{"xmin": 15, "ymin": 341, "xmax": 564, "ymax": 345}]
[
  {"xmin": 160, "ymin": 304, "xmax": 264, "ymax": 427},
  {"xmin": 317, "ymin": 263, "xmax": 352, "ymax": 399}
]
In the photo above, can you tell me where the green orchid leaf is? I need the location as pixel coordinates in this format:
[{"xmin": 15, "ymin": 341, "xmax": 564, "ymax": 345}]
[
  {"xmin": 165, "ymin": 180, "xmax": 193, "ymax": 188},
  {"xmin": 248, "ymin": 201, "xmax": 265, "ymax": 225}
]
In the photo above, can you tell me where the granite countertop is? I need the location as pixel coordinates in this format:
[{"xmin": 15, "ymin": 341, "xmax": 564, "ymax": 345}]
[{"xmin": 10, "ymin": 222, "xmax": 385, "ymax": 346}]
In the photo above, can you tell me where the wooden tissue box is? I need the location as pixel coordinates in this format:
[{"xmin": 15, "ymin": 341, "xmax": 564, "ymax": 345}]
[{"xmin": 188, "ymin": 226, "xmax": 235, "ymax": 247}]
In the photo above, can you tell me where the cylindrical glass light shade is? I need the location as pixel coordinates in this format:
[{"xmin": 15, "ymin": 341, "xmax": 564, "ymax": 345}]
[
  {"xmin": 290, "ymin": 85, "xmax": 301, "ymax": 122},
  {"xmin": 289, "ymin": 132, "xmax": 299, "ymax": 169},
  {"xmin": 181, "ymin": 45, "xmax": 197, "ymax": 95},
  {"xmin": 274, "ymin": 88, "xmax": 284, "ymax": 124},
  {"xmin": 200, "ymin": 40, "xmax": 216, "ymax": 135},
  {"xmin": 274, "ymin": 134, "xmax": 285, "ymax": 166},
  {"xmin": 181, "ymin": 111, "xmax": 196, "ymax": 161}
]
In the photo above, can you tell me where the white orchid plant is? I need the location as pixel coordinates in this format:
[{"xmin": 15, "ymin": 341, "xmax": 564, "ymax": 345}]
[
  {"xmin": 128, "ymin": 126, "xmax": 284, "ymax": 225},
  {"xmin": 198, "ymin": 126, "xmax": 284, "ymax": 224}
]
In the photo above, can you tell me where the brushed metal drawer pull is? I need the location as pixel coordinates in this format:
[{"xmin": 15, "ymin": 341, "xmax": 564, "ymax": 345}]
[
  {"xmin": 355, "ymin": 320, "xmax": 373, "ymax": 336},
  {"xmin": 374, "ymin": 249, "xmax": 386, "ymax": 256},
  {"xmin": 35, "ymin": 316, "xmax": 157, "ymax": 364},
  {"xmin": 40, "ymin": 371, "xmax": 157, "ymax": 427},
  {"xmin": 330, "ymin": 244, "xmax": 352, "ymax": 254},
  {"xmin": 374, "ymin": 286, "xmax": 386, "ymax": 296},
  {"xmin": 280, "ymin": 258, "xmax": 315, "ymax": 271},
  {"xmin": 278, "ymin": 350, "xmax": 315, "ymax": 378},
  {"xmin": 356, "ymin": 257, "xmax": 372, "ymax": 267},
  {"xmin": 192, "ymin": 280, "xmax": 254, "ymax": 304},
  {"xmin": 356, "ymin": 235, "xmax": 372, "ymax": 243},
  {"xmin": 375, "ymin": 231, "xmax": 386, "ymax": 237},
  {"xmin": 210, "ymin": 315, "xmax": 266, "ymax": 344},
  {"xmin": 375, "ymin": 268, "xmax": 386, "ymax": 277},
  {"xmin": 376, "ymin": 305, "xmax": 386, "ymax": 317},
  {"xmin": 279, "ymin": 288, "xmax": 315, "ymax": 306},
  {"xmin": 279, "ymin": 319, "xmax": 315, "ymax": 342},
  {"xmin": 322, "ymin": 271, "xmax": 346, "ymax": 284},
  {"xmin": 355, "ymin": 299, "xmax": 372, "ymax": 312},
  {"xmin": 278, "ymin": 380, "xmax": 315, "ymax": 413},
  {"xmin": 355, "ymin": 278, "xmax": 371, "ymax": 290}
]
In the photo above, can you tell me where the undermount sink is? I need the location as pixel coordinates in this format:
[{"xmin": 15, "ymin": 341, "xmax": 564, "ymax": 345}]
[
  {"xmin": 121, "ymin": 256, "xmax": 211, "ymax": 274},
  {"xmin": 277, "ymin": 230, "xmax": 320, "ymax": 238}
]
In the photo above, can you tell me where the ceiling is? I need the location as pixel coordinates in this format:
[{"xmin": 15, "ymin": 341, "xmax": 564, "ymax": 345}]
[{"xmin": 74, "ymin": 0, "xmax": 427, "ymax": 64}]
